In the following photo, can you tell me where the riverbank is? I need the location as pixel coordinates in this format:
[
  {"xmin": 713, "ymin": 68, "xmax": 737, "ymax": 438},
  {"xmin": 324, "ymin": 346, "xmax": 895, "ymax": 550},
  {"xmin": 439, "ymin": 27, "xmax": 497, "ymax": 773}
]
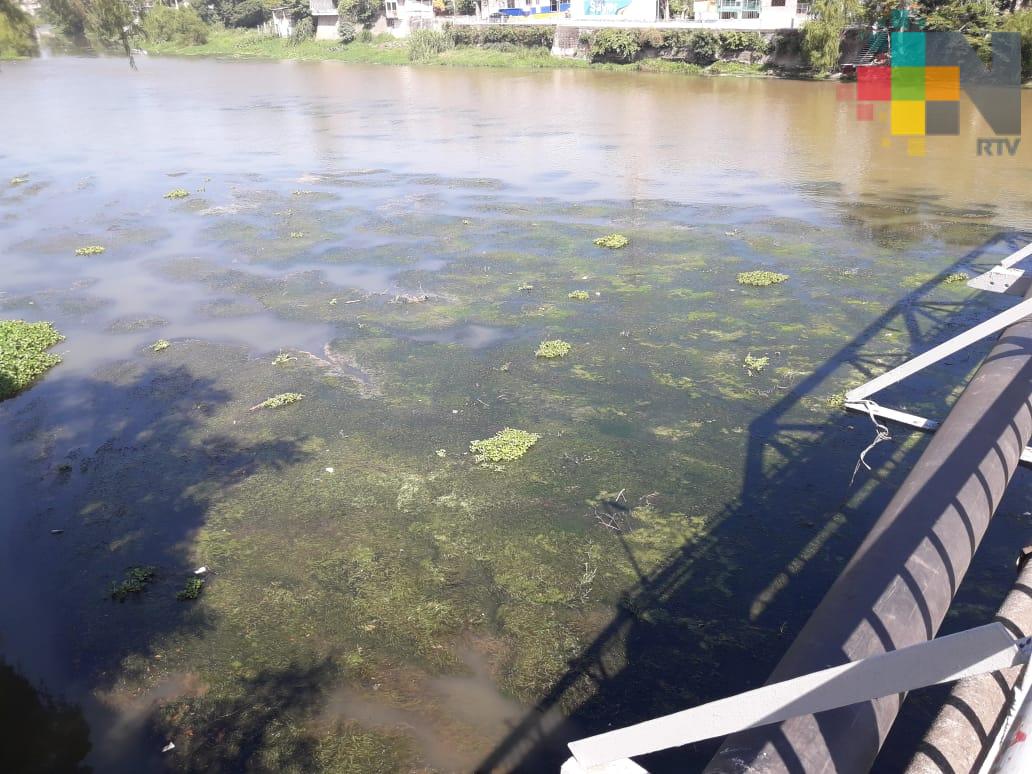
[{"xmin": 143, "ymin": 28, "xmax": 770, "ymax": 77}]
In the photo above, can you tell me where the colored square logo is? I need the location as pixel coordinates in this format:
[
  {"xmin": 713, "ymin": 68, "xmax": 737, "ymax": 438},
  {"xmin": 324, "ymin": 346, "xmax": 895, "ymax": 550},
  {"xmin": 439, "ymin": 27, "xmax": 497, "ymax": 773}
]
[
  {"xmin": 925, "ymin": 101, "xmax": 960, "ymax": 135},
  {"xmin": 892, "ymin": 100, "xmax": 926, "ymax": 135},
  {"xmin": 857, "ymin": 103, "xmax": 874, "ymax": 121},
  {"xmin": 892, "ymin": 67, "xmax": 925, "ymax": 101},
  {"xmin": 925, "ymin": 66, "xmax": 959, "ymax": 101},
  {"xmin": 892, "ymin": 32, "xmax": 926, "ymax": 67},
  {"xmin": 857, "ymin": 66, "xmax": 891, "ymax": 101}
]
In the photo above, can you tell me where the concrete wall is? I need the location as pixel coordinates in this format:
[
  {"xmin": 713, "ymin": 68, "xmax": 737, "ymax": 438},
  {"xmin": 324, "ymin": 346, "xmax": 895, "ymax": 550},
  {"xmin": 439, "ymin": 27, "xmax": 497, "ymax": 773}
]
[{"xmin": 315, "ymin": 14, "xmax": 339, "ymax": 39}]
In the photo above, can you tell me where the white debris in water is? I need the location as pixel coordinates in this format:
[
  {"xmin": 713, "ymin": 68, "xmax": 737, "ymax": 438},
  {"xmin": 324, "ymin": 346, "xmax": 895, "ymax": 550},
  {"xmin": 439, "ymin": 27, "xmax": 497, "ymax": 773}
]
[
  {"xmin": 194, "ymin": 566, "xmax": 208, "ymax": 575},
  {"xmin": 325, "ymin": 467, "xmax": 335, "ymax": 473},
  {"xmin": 162, "ymin": 742, "xmax": 175, "ymax": 753}
]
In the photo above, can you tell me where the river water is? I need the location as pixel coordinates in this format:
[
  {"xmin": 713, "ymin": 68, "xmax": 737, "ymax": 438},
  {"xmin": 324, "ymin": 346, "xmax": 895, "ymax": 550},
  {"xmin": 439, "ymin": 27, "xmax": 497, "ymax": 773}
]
[{"xmin": 2, "ymin": 56, "xmax": 1032, "ymax": 773}]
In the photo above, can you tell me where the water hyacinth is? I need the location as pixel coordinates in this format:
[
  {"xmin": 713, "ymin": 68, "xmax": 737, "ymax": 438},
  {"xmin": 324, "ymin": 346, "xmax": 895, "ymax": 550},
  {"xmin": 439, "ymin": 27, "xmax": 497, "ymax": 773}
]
[
  {"xmin": 736, "ymin": 270, "xmax": 788, "ymax": 287},
  {"xmin": 944, "ymin": 272, "xmax": 969, "ymax": 284},
  {"xmin": 75, "ymin": 245, "xmax": 105, "ymax": 256},
  {"xmin": 568, "ymin": 290, "xmax": 590, "ymax": 300},
  {"xmin": 150, "ymin": 339, "xmax": 171, "ymax": 352},
  {"xmin": 594, "ymin": 234, "xmax": 629, "ymax": 249},
  {"xmin": 470, "ymin": 428, "xmax": 541, "ymax": 463},
  {"xmin": 535, "ymin": 340, "xmax": 571, "ymax": 359},
  {"xmin": 743, "ymin": 353, "xmax": 769, "ymax": 374},
  {"xmin": 0, "ymin": 320, "xmax": 64, "ymax": 400},
  {"xmin": 164, "ymin": 188, "xmax": 190, "ymax": 199}
]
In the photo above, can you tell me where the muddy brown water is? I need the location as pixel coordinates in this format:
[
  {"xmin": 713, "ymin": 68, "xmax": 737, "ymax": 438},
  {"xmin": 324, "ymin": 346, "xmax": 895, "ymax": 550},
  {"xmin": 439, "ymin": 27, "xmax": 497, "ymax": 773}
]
[{"xmin": 2, "ymin": 56, "xmax": 1032, "ymax": 773}]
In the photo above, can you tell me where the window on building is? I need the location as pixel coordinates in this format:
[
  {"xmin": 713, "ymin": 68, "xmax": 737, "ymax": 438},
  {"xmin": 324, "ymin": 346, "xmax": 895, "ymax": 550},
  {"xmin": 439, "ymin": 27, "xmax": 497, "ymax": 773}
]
[{"xmin": 771, "ymin": 0, "xmax": 785, "ymax": 5}]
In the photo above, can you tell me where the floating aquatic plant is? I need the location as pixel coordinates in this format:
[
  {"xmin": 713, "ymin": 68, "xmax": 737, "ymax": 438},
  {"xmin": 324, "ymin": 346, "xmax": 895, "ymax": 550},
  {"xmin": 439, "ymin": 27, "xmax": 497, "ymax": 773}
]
[
  {"xmin": 290, "ymin": 232, "xmax": 305, "ymax": 239},
  {"xmin": 518, "ymin": 283, "xmax": 535, "ymax": 292},
  {"xmin": 176, "ymin": 577, "xmax": 205, "ymax": 601},
  {"xmin": 594, "ymin": 234, "xmax": 629, "ymax": 249},
  {"xmin": 0, "ymin": 320, "xmax": 64, "ymax": 400},
  {"xmin": 737, "ymin": 271, "xmax": 788, "ymax": 287},
  {"xmin": 944, "ymin": 272, "xmax": 969, "ymax": 284},
  {"xmin": 10, "ymin": 176, "xmax": 27, "ymax": 185},
  {"xmin": 251, "ymin": 392, "xmax": 304, "ymax": 410},
  {"xmin": 744, "ymin": 353, "xmax": 769, "ymax": 374},
  {"xmin": 163, "ymin": 188, "xmax": 190, "ymax": 199},
  {"xmin": 110, "ymin": 566, "xmax": 156, "ymax": 601},
  {"xmin": 568, "ymin": 290, "xmax": 590, "ymax": 300},
  {"xmin": 75, "ymin": 245, "xmax": 105, "ymax": 256},
  {"xmin": 535, "ymin": 340, "xmax": 571, "ymax": 359},
  {"xmin": 470, "ymin": 428, "xmax": 540, "ymax": 463},
  {"xmin": 150, "ymin": 339, "xmax": 170, "ymax": 353},
  {"xmin": 273, "ymin": 352, "xmax": 296, "ymax": 366}
]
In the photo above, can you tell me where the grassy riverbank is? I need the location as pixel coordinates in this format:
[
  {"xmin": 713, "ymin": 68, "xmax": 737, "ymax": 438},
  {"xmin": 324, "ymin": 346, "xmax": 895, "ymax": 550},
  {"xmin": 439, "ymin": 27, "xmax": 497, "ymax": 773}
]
[{"xmin": 144, "ymin": 28, "xmax": 763, "ymax": 76}]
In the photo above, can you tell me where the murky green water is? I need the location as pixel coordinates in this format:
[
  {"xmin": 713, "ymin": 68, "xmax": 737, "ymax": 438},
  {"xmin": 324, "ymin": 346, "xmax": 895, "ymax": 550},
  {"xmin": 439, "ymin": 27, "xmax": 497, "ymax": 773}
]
[{"xmin": 3, "ymin": 56, "xmax": 1032, "ymax": 773}]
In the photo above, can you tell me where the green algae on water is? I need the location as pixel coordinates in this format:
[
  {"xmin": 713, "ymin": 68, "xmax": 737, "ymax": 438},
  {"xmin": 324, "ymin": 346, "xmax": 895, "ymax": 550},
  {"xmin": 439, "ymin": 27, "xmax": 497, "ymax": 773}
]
[
  {"xmin": 568, "ymin": 290, "xmax": 590, "ymax": 300},
  {"xmin": 470, "ymin": 428, "xmax": 540, "ymax": 463},
  {"xmin": 75, "ymin": 245, "xmax": 105, "ymax": 256},
  {"xmin": 251, "ymin": 392, "xmax": 304, "ymax": 410},
  {"xmin": 150, "ymin": 339, "xmax": 171, "ymax": 353},
  {"xmin": 594, "ymin": 234, "xmax": 629, "ymax": 249},
  {"xmin": 176, "ymin": 577, "xmax": 205, "ymax": 601},
  {"xmin": 164, "ymin": 188, "xmax": 190, "ymax": 200},
  {"xmin": 0, "ymin": 320, "xmax": 64, "ymax": 400},
  {"xmin": 110, "ymin": 566, "xmax": 156, "ymax": 601},
  {"xmin": 535, "ymin": 340, "xmax": 571, "ymax": 359},
  {"xmin": 743, "ymin": 353, "xmax": 769, "ymax": 374},
  {"xmin": 737, "ymin": 270, "xmax": 788, "ymax": 287}
]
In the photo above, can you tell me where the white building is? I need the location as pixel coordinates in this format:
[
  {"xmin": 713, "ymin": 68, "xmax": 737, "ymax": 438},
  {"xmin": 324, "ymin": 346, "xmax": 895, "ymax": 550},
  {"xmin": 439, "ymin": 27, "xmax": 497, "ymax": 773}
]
[
  {"xmin": 692, "ymin": 0, "xmax": 809, "ymax": 27},
  {"xmin": 384, "ymin": 0, "xmax": 434, "ymax": 33},
  {"xmin": 481, "ymin": 0, "xmax": 571, "ymax": 19},
  {"xmin": 311, "ymin": 0, "xmax": 341, "ymax": 39}
]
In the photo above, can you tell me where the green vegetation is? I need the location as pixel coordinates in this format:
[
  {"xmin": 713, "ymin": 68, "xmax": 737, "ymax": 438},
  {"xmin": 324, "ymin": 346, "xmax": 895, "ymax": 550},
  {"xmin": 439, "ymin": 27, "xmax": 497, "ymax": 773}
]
[
  {"xmin": 408, "ymin": 28, "xmax": 452, "ymax": 62},
  {"xmin": 163, "ymin": 188, "xmax": 190, "ymax": 199},
  {"xmin": 142, "ymin": 5, "xmax": 208, "ymax": 46},
  {"xmin": 737, "ymin": 270, "xmax": 789, "ymax": 287},
  {"xmin": 535, "ymin": 339, "xmax": 572, "ymax": 359},
  {"xmin": 1003, "ymin": 10, "xmax": 1032, "ymax": 81},
  {"xmin": 252, "ymin": 391, "xmax": 304, "ymax": 410},
  {"xmin": 743, "ymin": 353, "xmax": 769, "ymax": 373},
  {"xmin": 0, "ymin": 321, "xmax": 64, "ymax": 400},
  {"xmin": 273, "ymin": 352, "xmax": 296, "ymax": 365},
  {"xmin": 568, "ymin": 290, "xmax": 590, "ymax": 300},
  {"xmin": 0, "ymin": 0, "xmax": 38, "ymax": 59},
  {"xmin": 75, "ymin": 245, "xmax": 105, "ymax": 256},
  {"xmin": 470, "ymin": 428, "xmax": 541, "ymax": 463},
  {"xmin": 802, "ymin": 0, "xmax": 861, "ymax": 73},
  {"xmin": 176, "ymin": 577, "xmax": 205, "ymax": 601},
  {"xmin": 943, "ymin": 272, "xmax": 969, "ymax": 284},
  {"xmin": 110, "ymin": 566, "xmax": 156, "ymax": 601},
  {"xmin": 594, "ymin": 233, "xmax": 630, "ymax": 249},
  {"xmin": 590, "ymin": 29, "xmax": 640, "ymax": 63},
  {"xmin": 150, "ymin": 339, "xmax": 171, "ymax": 352}
]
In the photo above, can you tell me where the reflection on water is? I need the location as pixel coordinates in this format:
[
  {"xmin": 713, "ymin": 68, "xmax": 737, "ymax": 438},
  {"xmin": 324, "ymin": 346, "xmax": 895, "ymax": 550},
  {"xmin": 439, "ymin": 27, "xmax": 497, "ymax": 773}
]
[{"xmin": 1, "ymin": 56, "xmax": 1032, "ymax": 773}]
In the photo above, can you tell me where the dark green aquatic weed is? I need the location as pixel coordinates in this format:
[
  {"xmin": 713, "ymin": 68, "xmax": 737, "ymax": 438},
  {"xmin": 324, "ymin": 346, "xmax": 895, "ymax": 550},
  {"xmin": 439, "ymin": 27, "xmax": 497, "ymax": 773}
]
[
  {"xmin": 176, "ymin": 577, "xmax": 205, "ymax": 601},
  {"xmin": 736, "ymin": 270, "xmax": 788, "ymax": 287},
  {"xmin": 0, "ymin": 320, "xmax": 63, "ymax": 400},
  {"xmin": 110, "ymin": 566, "xmax": 156, "ymax": 601},
  {"xmin": 470, "ymin": 428, "xmax": 540, "ymax": 463},
  {"xmin": 535, "ymin": 340, "xmax": 571, "ymax": 359}
]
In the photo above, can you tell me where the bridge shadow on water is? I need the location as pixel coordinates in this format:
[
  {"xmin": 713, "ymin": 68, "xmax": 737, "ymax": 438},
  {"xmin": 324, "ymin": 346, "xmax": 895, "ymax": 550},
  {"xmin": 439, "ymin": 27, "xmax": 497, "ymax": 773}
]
[{"xmin": 477, "ymin": 230, "xmax": 1032, "ymax": 773}]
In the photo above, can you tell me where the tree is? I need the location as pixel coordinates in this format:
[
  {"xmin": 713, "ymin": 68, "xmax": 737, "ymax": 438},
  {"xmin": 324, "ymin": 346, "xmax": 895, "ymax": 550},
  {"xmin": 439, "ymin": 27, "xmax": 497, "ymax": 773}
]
[
  {"xmin": 0, "ymin": 0, "xmax": 39, "ymax": 58},
  {"xmin": 802, "ymin": 0, "xmax": 861, "ymax": 73},
  {"xmin": 41, "ymin": 0, "xmax": 144, "ymax": 65},
  {"xmin": 337, "ymin": 0, "xmax": 380, "ymax": 28}
]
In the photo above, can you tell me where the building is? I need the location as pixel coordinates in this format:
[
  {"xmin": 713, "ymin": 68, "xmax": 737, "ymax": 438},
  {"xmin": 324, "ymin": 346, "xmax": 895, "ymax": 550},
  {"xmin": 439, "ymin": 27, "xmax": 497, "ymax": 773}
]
[
  {"xmin": 311, "ymin": 0, "xmax": 341, "ymax": 40},
  {"xmin": 481, "ymin": 0, "xmax": 571, "ymax": 18},
  {"xmin": 384, "ymin": 0, "xmax": 434, "ymax": 32},
  {"xmin": 692, "ymin": 0, "xmax": 808, "ymax": 26}
]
